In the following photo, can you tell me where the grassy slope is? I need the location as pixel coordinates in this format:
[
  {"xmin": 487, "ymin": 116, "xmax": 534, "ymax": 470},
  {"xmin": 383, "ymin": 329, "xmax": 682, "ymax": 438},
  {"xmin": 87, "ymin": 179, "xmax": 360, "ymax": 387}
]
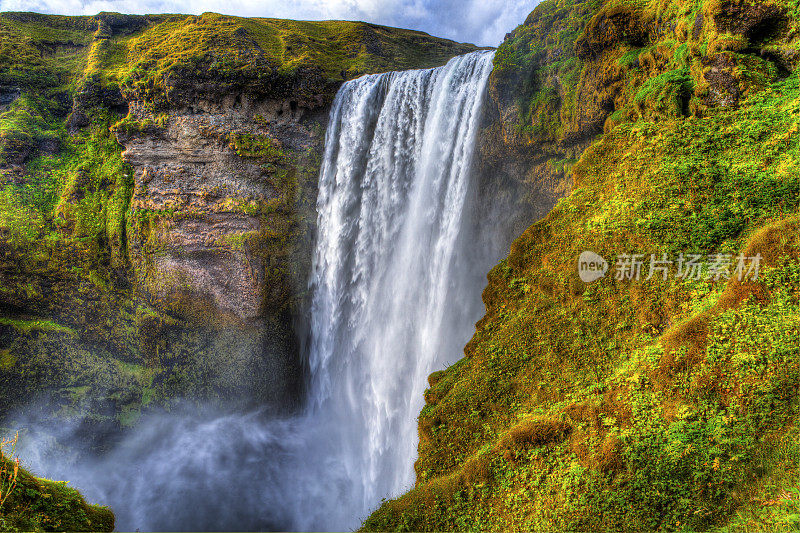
[
  {"xmin": 117, "ymin": 14, "xmax": 478, "ymax": 92},
  {"xmin": 0, "ymin": 11, "xmax": 475, "ymax": 86},
  {"xmin": 364, "ymin": 0, "xmax": 800, "ymax": 531},
  {"xmin": 0, "ymin": 11, "xmax": 476, "ymax": 166},
  {"xmin": 0, "ymin": 454, "xmax": 114, "ymax": 532}
]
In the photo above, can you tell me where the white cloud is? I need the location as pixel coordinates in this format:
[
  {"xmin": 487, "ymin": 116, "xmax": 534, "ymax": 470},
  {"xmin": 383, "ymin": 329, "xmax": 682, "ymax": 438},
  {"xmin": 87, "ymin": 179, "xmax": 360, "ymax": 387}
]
[{"xmin": 0, "ymin": 0, "xmax": 540, "ymax": 45}]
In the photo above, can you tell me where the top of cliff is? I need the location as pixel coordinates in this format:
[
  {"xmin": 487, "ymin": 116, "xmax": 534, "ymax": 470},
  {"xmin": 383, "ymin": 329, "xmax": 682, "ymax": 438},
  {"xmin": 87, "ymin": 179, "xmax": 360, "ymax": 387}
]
[{"xmin": 0, "ymin": 11, "xmax": 478, "ymax": 107}]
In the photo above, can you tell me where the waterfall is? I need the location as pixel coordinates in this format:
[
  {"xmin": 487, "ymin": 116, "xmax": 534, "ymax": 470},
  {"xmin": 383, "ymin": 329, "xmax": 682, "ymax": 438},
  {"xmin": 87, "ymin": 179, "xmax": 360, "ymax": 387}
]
[
  {"xmin": 308, "ymin": 50, "xmax": 496, "ymax": 511},
  {"xmin": 12, "ymin": 51, "xmax": 497, "ymax": 532}
]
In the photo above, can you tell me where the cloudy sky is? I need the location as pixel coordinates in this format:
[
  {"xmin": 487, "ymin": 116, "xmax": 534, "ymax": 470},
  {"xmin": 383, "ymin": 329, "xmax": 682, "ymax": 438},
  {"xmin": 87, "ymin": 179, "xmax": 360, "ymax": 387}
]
[{"xmin": 0, "ymin": 0, "xmax": 538, "ymax": 46}]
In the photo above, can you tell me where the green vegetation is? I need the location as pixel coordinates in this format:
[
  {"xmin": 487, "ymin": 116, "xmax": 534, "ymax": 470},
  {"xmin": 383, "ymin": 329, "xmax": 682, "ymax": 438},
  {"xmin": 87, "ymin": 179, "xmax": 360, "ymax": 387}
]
[
  {"xmin": 228, "ymin": 132, "xmax": 284, "ymax": 162},
  {"xmin": 123, "ymin": 14, "xmax": 473, "ymax": 86},
  {"xmin": 27, "ymin": 11, "xmax": 477, "ymax": 108},
  {"xmin": 0, "ymin": 434, "xmax": 114, "ymax": 531},
  {"xmin": 0, "ymin": 14, "xmax": 93, "ymax": 88},
  {"xmin": 364, "ymin": 0, "xmax": 800, "ymax": 530},
  {"xmin": 0, "ymin": 318, "xmax": 74, "ymax": 335},
  {"xmin": 491, "ymin": 0, "xmax": 600, "ymax": 144}
]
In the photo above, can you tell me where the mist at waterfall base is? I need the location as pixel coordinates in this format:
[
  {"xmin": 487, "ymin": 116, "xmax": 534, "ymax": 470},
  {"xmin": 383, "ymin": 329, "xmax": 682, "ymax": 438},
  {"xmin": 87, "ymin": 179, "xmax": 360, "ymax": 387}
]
[{"xmin": 11, "ymin": 51, "xmax": 504, "ymax": 532}]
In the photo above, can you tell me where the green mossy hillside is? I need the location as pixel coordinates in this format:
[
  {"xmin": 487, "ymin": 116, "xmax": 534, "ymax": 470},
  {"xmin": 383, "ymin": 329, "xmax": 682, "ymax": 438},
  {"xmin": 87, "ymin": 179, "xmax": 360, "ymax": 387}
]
[
  {"xmin": 0, "ymin": 11, "xmax": 476, "ymax": 113},
  {"xmin": 115, "ymin": 14, "xmax": 478, "ymax": 106},
  {"xmin": 0, "ymin": 454, "xmax": 114, "ymax": 532},
  {"xmin": 490, "ymin": 0, "xmax": 796, "ymax": 152},
  {"xmin": 0, "ymin": 13, "xmax": 95, "ymax": 89},
  {"xmin": 0, "ymin": 10, "xmax": 477, "ymax": 162},
  {"xmin": 364, "ymin": 0, "xmax": 800, "ymax": 530}
]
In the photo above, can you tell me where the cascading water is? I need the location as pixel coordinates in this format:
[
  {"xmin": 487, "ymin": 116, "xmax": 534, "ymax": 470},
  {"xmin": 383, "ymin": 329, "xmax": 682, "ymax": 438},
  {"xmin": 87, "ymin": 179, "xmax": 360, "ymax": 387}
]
[
  {"xmin": 12, "ymin": 50, "xmax": 497, "ymax": 532},
  {"xmin": 307, "ymin": 50, "xmax": 496, "ymax": 511}
]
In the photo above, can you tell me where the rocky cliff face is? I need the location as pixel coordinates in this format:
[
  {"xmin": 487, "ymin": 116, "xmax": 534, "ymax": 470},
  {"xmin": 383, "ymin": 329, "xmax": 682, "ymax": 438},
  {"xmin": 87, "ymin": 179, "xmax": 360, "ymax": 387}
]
[
  {"xmin": 473, "ymin": 1, "xmax": 599, "ymax": 241},
  {"xmin": 0, "ymin": 11, "xmax": 477, "ymax": 425},
  {"xmin": 119, "ymin": 97, "xmax": 320, "ymax": 324}
]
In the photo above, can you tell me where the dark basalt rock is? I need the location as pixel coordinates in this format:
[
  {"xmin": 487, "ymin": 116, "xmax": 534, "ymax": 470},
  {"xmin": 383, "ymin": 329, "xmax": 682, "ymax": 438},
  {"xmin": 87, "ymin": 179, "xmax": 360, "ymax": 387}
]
[
  {"xmin": 0, "ymin": 86, "xmax": 20, "ymax": 107},
  {"xmin": 93, "ymin": 12, "xmax": 150, "ymax": 39},
  {"xmin": 692, "ymin": 11, "xmax": 705, "ymax": 40},
  {"xmin": 712, "ymin": 0, "xmax": 788, "ymax": 41}
]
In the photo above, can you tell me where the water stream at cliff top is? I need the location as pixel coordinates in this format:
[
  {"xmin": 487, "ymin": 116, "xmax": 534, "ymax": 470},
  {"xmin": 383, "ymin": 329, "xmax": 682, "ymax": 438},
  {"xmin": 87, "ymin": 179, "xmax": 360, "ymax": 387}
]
[{"xmin": 14, "ymin": 50, "xmax": 496, "ymax": 532}]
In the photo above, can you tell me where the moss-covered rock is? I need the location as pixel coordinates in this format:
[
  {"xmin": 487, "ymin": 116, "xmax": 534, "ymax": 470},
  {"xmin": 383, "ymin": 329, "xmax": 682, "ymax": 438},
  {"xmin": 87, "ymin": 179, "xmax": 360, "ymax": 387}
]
[{"xmin": 0, "ymin": 453, "xmax": 114, "ymax": 532}]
